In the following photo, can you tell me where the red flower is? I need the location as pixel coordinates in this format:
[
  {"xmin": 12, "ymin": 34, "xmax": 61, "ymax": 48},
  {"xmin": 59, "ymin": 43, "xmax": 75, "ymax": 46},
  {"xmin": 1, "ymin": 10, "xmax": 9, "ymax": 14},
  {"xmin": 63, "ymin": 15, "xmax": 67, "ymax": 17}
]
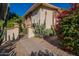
[
  {"xmin": 56, "ymin": 10, "xmax": 69, "ymax": 19},
  {"xmin": 69, "ymin": 7, "xmax": 76, "ymax": 11},
  {"xmin": 62, "ymin": 11, "xmax": 69, "ymax": 14},
  {"xmin": 69, "ymin": 3, "xmax": 78, "ymax": 11},
  {"xmin": 71, "ymin": 3, "xmax": 77, "ymax": 8},
  {"xmin": 56, "ymin": 15, "xmax": 62, "ymax": 19},
  {"xmin": 55, "ymin": 24, "xmax": 61, "ymax": 30},
  {"xmin": 56, "ymin": 19, "xmax": 61, "ymax": 22},
  {"xmin": 76, "ymin": 6, "xmax": 79, "ymax": 8},
  {"xmin": 55, "ymin": 10, "xmax": 69, "ymax": 31}
]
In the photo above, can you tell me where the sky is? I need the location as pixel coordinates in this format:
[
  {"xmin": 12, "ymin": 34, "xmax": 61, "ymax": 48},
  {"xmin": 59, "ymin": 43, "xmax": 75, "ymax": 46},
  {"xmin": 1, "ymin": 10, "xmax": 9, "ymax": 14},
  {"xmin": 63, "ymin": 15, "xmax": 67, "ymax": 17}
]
[{"xmin": 10, "ymin": 3, "xmax": 71, "ymax": 16}]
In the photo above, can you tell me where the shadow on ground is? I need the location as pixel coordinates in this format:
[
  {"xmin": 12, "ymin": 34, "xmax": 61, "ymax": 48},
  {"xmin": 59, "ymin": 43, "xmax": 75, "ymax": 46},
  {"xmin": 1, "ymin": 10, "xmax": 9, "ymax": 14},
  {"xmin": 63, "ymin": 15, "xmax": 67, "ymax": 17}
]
[
  {"xmin": 0, "ymin": 35, "xmax": 23, "ymax": 56},
  {"xmin": 43, "ymin": 36, "xmax": 61, "ymax": 48},
  {"xmin": 31, "ymin": 49, "xmax": 55, "ymax": 56}
]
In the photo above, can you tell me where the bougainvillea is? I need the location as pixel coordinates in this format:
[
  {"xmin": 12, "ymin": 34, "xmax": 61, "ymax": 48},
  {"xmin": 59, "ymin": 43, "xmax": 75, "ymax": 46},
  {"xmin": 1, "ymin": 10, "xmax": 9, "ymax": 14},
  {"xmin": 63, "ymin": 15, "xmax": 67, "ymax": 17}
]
[{"xmin": 56, "ymin": 3, "xmax": 79, "ymax": 55}]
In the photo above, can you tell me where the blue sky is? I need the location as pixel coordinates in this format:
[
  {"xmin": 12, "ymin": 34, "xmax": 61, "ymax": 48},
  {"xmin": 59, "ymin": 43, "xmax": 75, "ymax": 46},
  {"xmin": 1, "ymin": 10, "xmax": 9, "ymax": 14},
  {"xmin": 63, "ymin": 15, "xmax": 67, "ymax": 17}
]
[{"xmin": 10, "ymin": 3, "xmax": 71, "ymax": 16}]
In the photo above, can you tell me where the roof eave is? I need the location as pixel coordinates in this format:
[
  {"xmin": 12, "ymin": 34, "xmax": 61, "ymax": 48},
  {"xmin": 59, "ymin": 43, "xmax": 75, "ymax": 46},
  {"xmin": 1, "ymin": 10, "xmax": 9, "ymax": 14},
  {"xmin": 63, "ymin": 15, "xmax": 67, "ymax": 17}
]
[{"xmin": 23, "ymin": 3, "xmax": 63, "ymax": 18}]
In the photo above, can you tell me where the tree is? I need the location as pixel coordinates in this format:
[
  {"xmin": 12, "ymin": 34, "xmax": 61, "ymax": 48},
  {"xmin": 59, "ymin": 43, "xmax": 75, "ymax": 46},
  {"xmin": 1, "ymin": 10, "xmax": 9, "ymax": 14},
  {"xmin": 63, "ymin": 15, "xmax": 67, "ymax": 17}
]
[
  {"xmin": 0, "ymin": 4, "xmax": 20, "ymax": 45},
  {"xmin": 16, "ymin": 17, "xmax": 24, "ymax": 33}
]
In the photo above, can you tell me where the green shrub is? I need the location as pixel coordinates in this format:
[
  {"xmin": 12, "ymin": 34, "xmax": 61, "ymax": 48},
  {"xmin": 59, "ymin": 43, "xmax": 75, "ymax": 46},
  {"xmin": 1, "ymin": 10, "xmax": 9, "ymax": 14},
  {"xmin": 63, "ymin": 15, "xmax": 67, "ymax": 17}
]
[
  {"xmin": 44, "ymin": 29, "xmax": 54, "ymax": 36},
  {"xmin": 16, "ymin": 17, "xmax": 24, "ymax": 33},
  {"xmin": 59, "ymin": 4, "xmax": 79, "ymax": 55},
  {"xmin": 7, "ymin": 20, "xmax": 15, "ymax": 28},
  {"xmin": 61, "ymin": 37, "xmax": 79, "ymax": 55},
  {"xmin": 34, "ymin": 24, "xmax": 54, "ymax": 37},
  {"xmin": 34, "ymin": 24, "xmax": 45, "ymax": 37}
]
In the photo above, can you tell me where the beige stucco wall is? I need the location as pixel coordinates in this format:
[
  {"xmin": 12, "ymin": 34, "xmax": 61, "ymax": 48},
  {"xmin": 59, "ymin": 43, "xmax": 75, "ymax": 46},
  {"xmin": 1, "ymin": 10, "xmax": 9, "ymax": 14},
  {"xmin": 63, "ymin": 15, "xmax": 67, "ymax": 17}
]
[
  {"xmin": 25, "ymin": 6, "xmax": 58, "ymax": 38},
  {"xmin": 27, "ymin": 27, "xmax": 35, "ymax": 38},
  {"xmin": 25, "ymin": 16, "xmax": 32, "ymax": 28},
  {"xmin": 40, "ymin": 7, "xmax": 56, "ymax": 29},
  {"xmin": 25, "ymin": 7, "xmax": 57, "ymax": 29},
  {"xmin": 4, "ymin": 27, "xmax": 19, "ymax": 41},
  {"xmin": 30, "ymin": 7, "xmax": 55, "ymax": 29},
  {"xmin": 30, "ymin": 7, "xmax": 53, "ymax": 29},
  {"xmin": 31, "ymin": 8, "xmax": 40, "ymax": 24}
]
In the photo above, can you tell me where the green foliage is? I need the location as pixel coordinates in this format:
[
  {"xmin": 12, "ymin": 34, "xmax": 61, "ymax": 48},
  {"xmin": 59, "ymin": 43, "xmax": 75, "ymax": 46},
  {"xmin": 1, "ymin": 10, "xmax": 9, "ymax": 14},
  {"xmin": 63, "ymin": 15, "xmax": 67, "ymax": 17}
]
[
  {"xmin": 6, "ymin": 13, "xmax": 22, "ymax": 29},
  {"xmin": 0, "ymin": 7, "xmax": 20, "ymax": 45},
  {"xmin": 7, "ymin": 19, "xmax": 15, "ymax": 28},
  {"xmin": 60, "ymin": 7, "xmax": 79, "ymax": 55},
  {"xmin": 34, "ymin": 24, "xmax": 54, "ymax": 37},
  {"xmin": 16, "ymin": 17, "xmax": 24, "ymax": 33},
  {"xmin": 34, "ymin": 24, "xmax": 45, "ymax": 37},
  {"xmin": 5, "ymin": 12, "xmax": 19, "ymax": 29},
  {"xmin": 0, "ymin": 20, "xmax": 4, "ymax": 45},
  {"xmin": 44, "ymin": 29, "xmax": 54, "ymax": 36},
  {"xmin": 0, "ymin": 20, "xmax": 3, "ymax": 28}
]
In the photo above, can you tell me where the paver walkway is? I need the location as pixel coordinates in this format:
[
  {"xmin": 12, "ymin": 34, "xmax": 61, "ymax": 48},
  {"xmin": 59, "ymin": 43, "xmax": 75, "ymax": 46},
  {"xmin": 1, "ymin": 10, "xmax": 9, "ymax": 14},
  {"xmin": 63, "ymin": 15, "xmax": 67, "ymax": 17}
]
[{"xmin": 15, "ymin": 35, "xmax": 73, "ymax": 56}]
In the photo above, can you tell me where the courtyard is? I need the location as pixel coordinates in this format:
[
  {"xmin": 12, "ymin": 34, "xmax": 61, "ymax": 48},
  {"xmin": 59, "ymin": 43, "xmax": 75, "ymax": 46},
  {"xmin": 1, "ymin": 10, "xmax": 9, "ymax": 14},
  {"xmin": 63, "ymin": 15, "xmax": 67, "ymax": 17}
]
[{"xmin": 0, "ymin": 3, "xmax": 79, "ymax": 56}]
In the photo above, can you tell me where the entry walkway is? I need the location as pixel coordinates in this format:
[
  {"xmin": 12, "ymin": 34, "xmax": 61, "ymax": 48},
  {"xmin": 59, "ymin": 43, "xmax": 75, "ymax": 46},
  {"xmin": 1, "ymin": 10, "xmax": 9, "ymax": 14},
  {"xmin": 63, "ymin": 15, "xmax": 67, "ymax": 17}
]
[{"xmin": 15, "ymin": 35, "xmax": 73, "ymax": 56}]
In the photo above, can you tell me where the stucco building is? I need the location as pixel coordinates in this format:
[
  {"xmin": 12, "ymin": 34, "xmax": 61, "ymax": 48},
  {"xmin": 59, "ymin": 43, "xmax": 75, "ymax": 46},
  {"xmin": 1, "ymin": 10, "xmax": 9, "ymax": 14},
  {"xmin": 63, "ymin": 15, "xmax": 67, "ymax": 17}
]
[{"xmin": 24, "ymin": 3, "xmax": 62, "ymax": 38}]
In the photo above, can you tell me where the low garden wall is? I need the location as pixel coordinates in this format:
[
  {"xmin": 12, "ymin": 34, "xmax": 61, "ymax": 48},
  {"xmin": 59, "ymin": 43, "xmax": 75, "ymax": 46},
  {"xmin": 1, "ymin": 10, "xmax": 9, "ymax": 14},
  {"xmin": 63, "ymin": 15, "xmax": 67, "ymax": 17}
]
[
  {"xmin": 27, "ymin": 27, "xmax": 35, "ymax": 38},
  {"xmin": 3, "ymin": 27, "xmax": 19, "ymax": 42}
]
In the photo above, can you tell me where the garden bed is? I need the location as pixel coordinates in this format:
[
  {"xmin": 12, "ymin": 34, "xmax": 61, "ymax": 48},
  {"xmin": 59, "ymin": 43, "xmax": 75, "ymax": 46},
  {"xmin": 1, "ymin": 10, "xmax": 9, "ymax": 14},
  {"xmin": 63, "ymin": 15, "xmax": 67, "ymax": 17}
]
[
  {"xmin": 43, "ymin": 36, "xmax": 60, "ymax": 48},
  {"xmin": 43, "ymin": 35, "xmax": 75, "ymax": 55}
]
